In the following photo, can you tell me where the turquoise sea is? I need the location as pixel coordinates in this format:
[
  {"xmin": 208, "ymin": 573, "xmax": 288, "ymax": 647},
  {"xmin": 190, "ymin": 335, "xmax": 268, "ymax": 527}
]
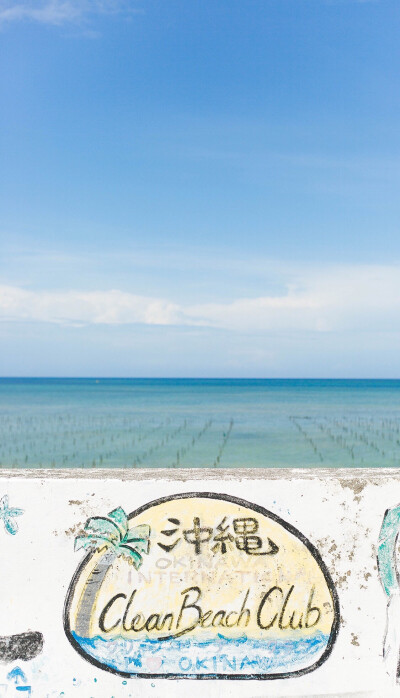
[{"xmin": 0, "ymin": 378, "xmax": 399, "ymax": 469}]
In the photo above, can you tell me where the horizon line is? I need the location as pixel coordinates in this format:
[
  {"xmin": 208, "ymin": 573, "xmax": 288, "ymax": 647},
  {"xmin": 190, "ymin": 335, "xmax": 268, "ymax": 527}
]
[{"xmin": 1, "ymin": 377, "xmax": 400, "ymax": 381}]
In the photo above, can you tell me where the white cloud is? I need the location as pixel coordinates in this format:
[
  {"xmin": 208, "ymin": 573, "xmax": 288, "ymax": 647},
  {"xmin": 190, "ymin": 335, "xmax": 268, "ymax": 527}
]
[
  {"xmin": 0, "ymin": 286, "xmax": 182, "ymax": 326},
  {"xmin": 190, "ymin": 264, "xmax": 400, "ymax": 333},
  {"xmin": 0, "ymin": 0, "xmax": 134, "ymax": 26},
  {"xmin": 1, "ymin": 263, "xmax": 400, "ymax": 333}
]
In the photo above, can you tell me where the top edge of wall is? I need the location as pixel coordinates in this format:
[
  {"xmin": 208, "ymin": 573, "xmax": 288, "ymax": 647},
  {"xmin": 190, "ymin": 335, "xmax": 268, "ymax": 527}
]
[{"xmin": 0, "ymin": 466, "xmax": 399, "ymax": 481}]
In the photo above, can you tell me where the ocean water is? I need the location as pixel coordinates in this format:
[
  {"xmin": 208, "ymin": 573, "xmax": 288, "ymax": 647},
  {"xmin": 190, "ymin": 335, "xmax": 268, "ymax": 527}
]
[{"xmin": 0, "ymin": 378, "xmax": 399, "ymax": 469}]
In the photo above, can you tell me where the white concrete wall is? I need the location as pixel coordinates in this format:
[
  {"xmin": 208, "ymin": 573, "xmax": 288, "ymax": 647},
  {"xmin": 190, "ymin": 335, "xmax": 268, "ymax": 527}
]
[{"xmin": 0, "ymin": 468, "xmax": 399, "ymax": 697}]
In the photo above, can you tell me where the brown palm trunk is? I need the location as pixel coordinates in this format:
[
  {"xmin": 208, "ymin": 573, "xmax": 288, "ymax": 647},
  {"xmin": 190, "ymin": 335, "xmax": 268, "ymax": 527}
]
[{"xmin": 75, "ymin": 547, "xmax": 117, "ymax": 639}]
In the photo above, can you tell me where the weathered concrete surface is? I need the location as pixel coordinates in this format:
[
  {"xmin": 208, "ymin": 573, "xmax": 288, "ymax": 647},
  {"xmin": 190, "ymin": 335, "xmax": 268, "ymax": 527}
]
[{"xmin": 0, "ymin": 467, "xmax": 399, "ymax": 697}]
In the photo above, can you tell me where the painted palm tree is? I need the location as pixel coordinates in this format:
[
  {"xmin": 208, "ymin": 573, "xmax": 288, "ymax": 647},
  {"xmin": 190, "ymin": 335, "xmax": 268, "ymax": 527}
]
[
  {"xmin": 73, "ymin": 506, "xmax": 150, "ymax": 639},
  {"xmin": 378, "ymin": 503, "xmax": 400, "ymax": 684}
]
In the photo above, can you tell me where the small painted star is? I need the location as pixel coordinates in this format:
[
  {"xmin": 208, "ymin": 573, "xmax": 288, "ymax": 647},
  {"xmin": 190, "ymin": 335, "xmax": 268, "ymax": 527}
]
[{"xmin": 0, "ymin": 495, "xmax": 24, "ymax": 535}]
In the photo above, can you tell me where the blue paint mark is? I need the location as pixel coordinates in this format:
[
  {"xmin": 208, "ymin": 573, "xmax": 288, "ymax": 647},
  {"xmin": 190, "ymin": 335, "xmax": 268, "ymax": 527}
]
[
  {"xmin": 7, "ymin": 667, "xmax": 27, "ymax": 685},
  {"xmin": 0, "ymin": 495, "xmax": 24, "ymax": 536},
  {"xmin": 72, "ymin": 631, "xmax": 330, "ymax": 675}
]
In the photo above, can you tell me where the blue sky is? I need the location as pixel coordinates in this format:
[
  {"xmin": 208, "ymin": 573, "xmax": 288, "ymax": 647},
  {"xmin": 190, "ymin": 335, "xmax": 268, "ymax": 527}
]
[{"xmin": 1, "ymin": 0, "xmax": 399, "ymax": 377}]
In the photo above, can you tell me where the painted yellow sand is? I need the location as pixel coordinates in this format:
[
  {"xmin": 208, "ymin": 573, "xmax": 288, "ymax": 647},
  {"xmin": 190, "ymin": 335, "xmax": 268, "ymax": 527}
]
[{"xmin": 68, "ymin": 496, "xmax": 336, "ymax": 642}]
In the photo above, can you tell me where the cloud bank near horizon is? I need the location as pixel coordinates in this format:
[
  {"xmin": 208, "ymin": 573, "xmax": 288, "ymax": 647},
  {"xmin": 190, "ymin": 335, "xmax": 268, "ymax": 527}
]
[{"xmin": 1, "ymin": 263, "xmax": 399, "ymax": 334}]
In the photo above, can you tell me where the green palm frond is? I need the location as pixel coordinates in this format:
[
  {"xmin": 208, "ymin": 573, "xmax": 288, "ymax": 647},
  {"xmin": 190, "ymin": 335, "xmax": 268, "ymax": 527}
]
[
  {"xmin": 74, "ymin": 507, "xmax": 151, "ymax": 569},
  {"xmin": 126, "ymin": 524, "xmax": 151, "ymax": 555},
  {"xmin": 84, "ymin": 516, "xmax": 121, "ymax": 544},
  {"xmin": 75, "ymin": 534, "xmax": 112, "ymax": 553},
  {"xmin": 118, "ymin": 544, "xmax": 144, "ymax": 567},
  {"xmin": 108, "ymin": 507, "xmax": 128, "ymax": 537}
]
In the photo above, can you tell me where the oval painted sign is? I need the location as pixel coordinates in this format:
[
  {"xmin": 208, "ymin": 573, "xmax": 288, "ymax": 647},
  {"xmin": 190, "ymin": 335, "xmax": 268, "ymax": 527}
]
[{"xmin": 64, "ymin": 492, "xmax": 339, "ymax": 679}]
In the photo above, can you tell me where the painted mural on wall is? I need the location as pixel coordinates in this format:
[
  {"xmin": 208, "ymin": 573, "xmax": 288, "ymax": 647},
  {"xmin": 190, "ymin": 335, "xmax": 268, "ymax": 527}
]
[
  {"xmin": 0, "ymin": 495, "xmax": 24, "ymax": 536},
  {"xmin": 378, "ymin": 503, "xmax": 400, "ymax": 683},
  {"xmin": 64, "ymin": 492, "xmax": 339, "ymax": 679},
  {"xmin": 0, "ymin": 493, "xmax": 44, "ymax": 670}
]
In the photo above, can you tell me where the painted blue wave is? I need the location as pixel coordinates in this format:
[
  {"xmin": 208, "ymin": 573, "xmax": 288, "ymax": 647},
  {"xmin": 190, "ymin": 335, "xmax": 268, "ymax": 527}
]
[{"xmin": 72, "ymin": 631, "xmax": 330, "ymax": 675}]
